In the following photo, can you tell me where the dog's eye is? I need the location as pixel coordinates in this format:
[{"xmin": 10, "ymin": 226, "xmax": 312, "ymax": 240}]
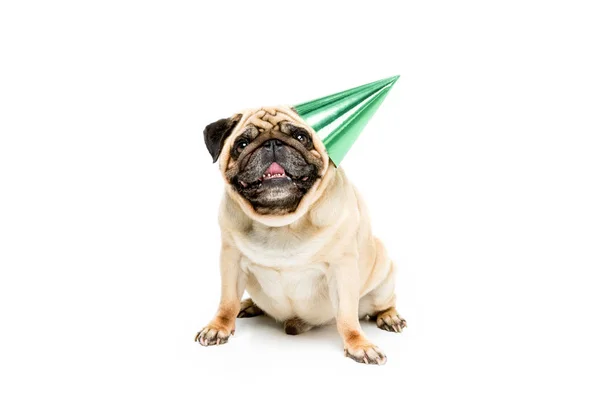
[
  {"xmin": 295, "ymin": 133, "xmax": 308, "ymax": 144},
  {"xmin": 235, "ymin": 140, "xmax": 248, "ymax": 154}
]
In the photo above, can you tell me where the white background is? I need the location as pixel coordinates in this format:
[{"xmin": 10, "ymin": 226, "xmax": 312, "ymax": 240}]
[{"xmin": 1, "ymin": 1, "xmax": 599, "ymax": 399}]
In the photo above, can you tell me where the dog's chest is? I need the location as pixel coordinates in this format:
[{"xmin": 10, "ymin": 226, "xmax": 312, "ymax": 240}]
[
  {"xmin": 242, "ymin": 259, "xmax": 332, "ymax": 323},
  {"xmin": 232, "ymin": 224, "xmax": 324, "ymax": 267},
  {"xmin": 244, "ymin": 261, "xmax": 328, "ymax": 299},
  {"xmin": 234, "ymin": 226, "xmax": 334, "ymax": 322}
]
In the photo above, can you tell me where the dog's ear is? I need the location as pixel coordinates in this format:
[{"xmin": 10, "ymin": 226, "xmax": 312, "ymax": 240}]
[{"xmin": 203, "ymin": 114, "xmax": 242, "ymax": 163}]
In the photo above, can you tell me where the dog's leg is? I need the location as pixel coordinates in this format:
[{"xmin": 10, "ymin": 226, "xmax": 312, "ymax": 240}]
[
  {"xmin": 195, "ymin": 241, "xmax": 246, "ymax": 346},
  {"xmin": 283, "ymin": 317, "xmax": 313, "ymax": 335},
  {"xmin": 362, "ymin": 261, "xmax": 407, "ymax": 333},
  {"xmin": 237, "ymin": 298, "xmax": 264, "ymax": 318},
  {"xmin": 329, "ymin": 258, "xmax": 387, "ymax": 365}
]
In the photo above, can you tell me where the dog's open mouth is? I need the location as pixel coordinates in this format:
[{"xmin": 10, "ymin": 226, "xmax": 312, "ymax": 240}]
[
  {"xmin": 238, "ymin": 162, "xmax": 310, "ymax": 188},
  {"xmin": 260, "ymin": 162, "xmax": 289, "ymax": 181}
]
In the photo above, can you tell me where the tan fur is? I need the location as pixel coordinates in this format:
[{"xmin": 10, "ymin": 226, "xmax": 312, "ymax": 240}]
[
  {"xmin": 237, "ymin": 298, "xmax": 264, "ymax": 318},
  {"xmin": 375, "ymin": 306, "xmax": 407, "ymax": 333},
  {"xmin": 196, "ymin": 106, "xmax": 405, "ymax": 364}
]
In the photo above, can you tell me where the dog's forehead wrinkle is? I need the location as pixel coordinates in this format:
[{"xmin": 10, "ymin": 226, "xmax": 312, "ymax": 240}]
[
  {"xmin": 242, "ymin": 125, "xmax": 256, "ymax": 135},
  {"xmin": 241, "ymin": 107, "xmax": 303, "ymax": 135},
  {"xmin": 238, "ymin": 125, "xmax": 258, "ymax": 140}
]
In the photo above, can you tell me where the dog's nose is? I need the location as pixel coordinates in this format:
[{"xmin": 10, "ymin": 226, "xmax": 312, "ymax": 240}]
[{"xmin": 263, "ymin": 139, "xmax": 283, "ymax": 150}]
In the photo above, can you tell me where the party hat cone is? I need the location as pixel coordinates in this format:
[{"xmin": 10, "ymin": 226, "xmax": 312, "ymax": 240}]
[{"xmin": 294, "ymin": 75, "xmax": 399, "ymax": 166}]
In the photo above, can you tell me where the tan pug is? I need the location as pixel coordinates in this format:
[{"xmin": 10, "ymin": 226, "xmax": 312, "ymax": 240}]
[{"xmin": 195, "ymin": 106, "xmax": 406, "ymax": 365}]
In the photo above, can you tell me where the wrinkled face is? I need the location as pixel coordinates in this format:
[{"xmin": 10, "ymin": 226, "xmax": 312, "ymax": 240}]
[{"xmin": 203, "ymin": 107, "xmax": 326, "ymax": 216}]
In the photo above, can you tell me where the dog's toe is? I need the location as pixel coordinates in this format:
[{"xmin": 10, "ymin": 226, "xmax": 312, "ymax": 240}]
[
  {"xmin": 344, "ymin": 343, "xmax": 387, "ymax": 365},
  {"xmin": 195, "ymin": 324, "xmax": 232, "ymax": 346}
]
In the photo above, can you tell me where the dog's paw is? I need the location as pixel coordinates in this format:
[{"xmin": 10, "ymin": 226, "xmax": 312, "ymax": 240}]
[
  {"xmin": 195, "ymin": 323, "xmax": 233, "ymax": 347},
  {"xmin": 376, "ymin": 308, "xmax": 407, "ymax": 333},
  {"xmin": 237, "ymin": 298, "xmax": 264, "ymax": 318},
  {"xmin": 344, "ymin": 342, "xmax": 387, "ymax": 365}
]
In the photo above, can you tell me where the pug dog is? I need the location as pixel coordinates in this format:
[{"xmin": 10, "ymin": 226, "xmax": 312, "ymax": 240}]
[{"xmin": 195, "ymin": 106, "xmax": 406, "ymax": 365}]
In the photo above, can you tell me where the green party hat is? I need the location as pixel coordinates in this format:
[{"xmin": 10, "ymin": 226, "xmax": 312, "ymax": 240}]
[{"xmin": 294, "ymin": 75, "xmax": 399, "ymax": 166}]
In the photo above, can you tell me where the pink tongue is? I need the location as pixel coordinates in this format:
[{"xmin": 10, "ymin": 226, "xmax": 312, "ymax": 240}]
[{"xmin": 265, "ymin": 162, "xmax": 285, "ymax": 175}]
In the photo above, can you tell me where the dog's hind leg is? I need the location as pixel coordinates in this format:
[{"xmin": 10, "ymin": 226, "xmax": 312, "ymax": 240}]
[
  {"xmin": 237, "ymin": 298, "xmax": 265, "ymax": 318},
  {"xmin": 359, "ymin": 258, "xmax": 407, "ymax": 333},
  {"xmin": 283, "ymin": 317, "xmax": 313, "ymax": 335}
]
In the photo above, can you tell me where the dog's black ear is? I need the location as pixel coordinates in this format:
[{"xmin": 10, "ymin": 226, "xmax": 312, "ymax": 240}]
[{"xmin": 203, "ymin": 114, "xmax": 242, "ymax": 163}]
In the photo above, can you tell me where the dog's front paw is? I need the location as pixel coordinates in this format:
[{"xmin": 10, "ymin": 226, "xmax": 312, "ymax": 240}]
[
  {"xmin": 344, "ymin": 342, "xmax": 387, "ymax": 365},
  {"xmin": 195, "ymin": 323, "xmax": 233, "ymax": 347}
]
